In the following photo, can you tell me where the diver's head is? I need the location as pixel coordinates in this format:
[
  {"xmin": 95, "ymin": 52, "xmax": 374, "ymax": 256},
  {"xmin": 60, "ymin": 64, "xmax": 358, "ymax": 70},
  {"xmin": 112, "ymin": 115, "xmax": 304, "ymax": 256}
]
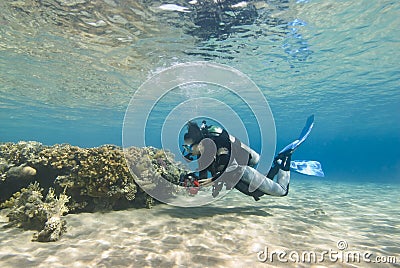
[
  {"xmin": 184, "ymin": 121, "xmax": 203, "ymax": 146},
  {"xmin": 183, "ymin": 121, "xmax": 204, "ymax": 157}
]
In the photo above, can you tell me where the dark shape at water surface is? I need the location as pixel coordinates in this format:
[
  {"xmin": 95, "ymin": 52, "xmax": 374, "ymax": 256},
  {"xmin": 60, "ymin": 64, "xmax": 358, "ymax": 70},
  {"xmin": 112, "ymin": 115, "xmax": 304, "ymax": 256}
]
[
  {"xmin": 187, "ymin": 0, "xmax": 259, "ymax": 40},
  {"xmin": 177, "ymin": 0, "xmax": 293, "ymax": 60}
]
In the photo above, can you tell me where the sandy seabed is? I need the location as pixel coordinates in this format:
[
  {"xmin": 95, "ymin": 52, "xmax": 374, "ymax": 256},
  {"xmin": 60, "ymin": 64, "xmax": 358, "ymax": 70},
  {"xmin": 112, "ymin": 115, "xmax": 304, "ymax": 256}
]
[{"xmin": 0, "ymin": 179, "xmax": 399, "ymax": 268}]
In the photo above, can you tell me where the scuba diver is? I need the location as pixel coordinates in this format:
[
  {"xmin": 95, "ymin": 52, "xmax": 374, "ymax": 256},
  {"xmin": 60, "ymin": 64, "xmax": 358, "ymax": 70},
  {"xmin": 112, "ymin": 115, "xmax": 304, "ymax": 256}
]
[{"xmin": 180, "ymin": 115, "xmax": 324, "ymax": 201}]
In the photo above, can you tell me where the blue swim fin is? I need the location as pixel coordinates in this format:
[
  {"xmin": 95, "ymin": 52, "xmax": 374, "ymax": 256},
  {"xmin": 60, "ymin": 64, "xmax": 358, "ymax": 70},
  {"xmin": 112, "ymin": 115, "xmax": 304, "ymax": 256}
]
[
  {"xmin": 279, "ymin": 115, "xmax": 324, "ymax": 177},
  {"xmin": 290, "ymin": 160, "xmax": 325, "ymax": 177},
  {"xmin": 279, "ymin": 115, "xmax": 314, "ymax": 154}
]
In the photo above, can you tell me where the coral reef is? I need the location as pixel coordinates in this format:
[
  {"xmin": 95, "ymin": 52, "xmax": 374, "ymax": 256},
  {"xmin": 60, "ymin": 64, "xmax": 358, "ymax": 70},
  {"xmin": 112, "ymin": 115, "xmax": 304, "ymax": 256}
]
[
  {"xmin": 0, "ymin": 141, "xmax": 188, "ymax": 241},
  {"xmin": 0, "ymin": 142, "xmax": 187, "ymax": 210},
  {"xmin": 123, "ymin": 146, "xmax": 185, "ymax": 203}
]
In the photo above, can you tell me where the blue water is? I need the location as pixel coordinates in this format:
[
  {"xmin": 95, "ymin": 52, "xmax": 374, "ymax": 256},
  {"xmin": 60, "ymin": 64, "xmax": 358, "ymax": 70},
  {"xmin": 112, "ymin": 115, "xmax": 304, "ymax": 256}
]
[{"xmin": 1, "ymin": 0, "xmax": 399, "ymax": 184}]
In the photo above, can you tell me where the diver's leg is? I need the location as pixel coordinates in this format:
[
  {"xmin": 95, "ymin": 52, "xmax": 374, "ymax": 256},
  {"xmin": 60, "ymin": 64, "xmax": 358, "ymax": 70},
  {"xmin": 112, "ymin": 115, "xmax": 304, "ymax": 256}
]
[
  {"xmin": 248, "ymin": 148, "xmax": 260, "ymax": 167},
  {"xmin": 266, "ymin": 114, "xmax": 314, "ymax": 179},
  {"xmin": 239, "ymin": 165, "xmax": 289, "ymax": 197},
  {"xmin": 234, "ymin": 180, "xmax": 265, "ymax": 201},
  {"xmin": 266, "ymin": 164, "xmax": 279, "ymax": 180},
  {"xmin": 272, "ymin": 152, "xmax": 292, "ymax": 196},
  {"xmin": 266, "ymin": 150, "xmax": 292, "ymax": 179}
]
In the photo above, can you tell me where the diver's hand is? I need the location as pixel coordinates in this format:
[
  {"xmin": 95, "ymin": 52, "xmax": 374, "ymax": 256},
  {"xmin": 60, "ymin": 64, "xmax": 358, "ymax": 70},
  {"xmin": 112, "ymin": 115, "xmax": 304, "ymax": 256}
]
[
  {"xmin": 198, "ymin": 170, "xmax": 223, "ymax": 186},
  {"xmin": 198, "ymin": 178, "xmax": 213, "ymax": 187}
]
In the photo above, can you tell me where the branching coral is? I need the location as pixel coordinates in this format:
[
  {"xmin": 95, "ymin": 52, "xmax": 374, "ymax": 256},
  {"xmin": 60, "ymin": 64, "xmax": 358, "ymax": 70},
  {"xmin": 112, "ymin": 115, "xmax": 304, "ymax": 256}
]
[{"xmin": 2, "ymin": 182, "xmax": 70, "ymax": 242}]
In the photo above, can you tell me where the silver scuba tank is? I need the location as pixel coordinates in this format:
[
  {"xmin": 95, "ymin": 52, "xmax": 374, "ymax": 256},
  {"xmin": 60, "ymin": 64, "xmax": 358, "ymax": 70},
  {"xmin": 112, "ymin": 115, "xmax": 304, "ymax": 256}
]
[{"xmin": 228, "ymin": 135, "xmax": 260, "ymax": 167}]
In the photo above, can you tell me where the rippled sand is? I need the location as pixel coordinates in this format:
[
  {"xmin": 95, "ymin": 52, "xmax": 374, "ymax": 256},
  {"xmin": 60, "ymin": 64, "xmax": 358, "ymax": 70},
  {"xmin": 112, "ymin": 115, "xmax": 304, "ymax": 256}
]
[{"xmin": 1, "ymin": 179, "xmax": 399, "ymax": 268}]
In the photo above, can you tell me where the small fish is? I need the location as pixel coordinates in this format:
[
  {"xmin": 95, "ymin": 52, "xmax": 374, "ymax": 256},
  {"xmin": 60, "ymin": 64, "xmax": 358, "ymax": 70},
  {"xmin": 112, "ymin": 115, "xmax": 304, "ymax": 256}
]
[
  {"xmin": 158, "ymin": 4, "xmax": 190, "ymax": 13},
  {"xmin": 231, "ymin": 1, "xmax": 248, "ymax": 8}
]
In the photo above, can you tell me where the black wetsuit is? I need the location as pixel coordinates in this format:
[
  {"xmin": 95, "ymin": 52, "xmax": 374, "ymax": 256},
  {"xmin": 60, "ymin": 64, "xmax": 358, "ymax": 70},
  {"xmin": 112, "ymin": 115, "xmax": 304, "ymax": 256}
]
[{"xmin": 199, "ymin": 126, "xmax": 266, "ymax": 200}]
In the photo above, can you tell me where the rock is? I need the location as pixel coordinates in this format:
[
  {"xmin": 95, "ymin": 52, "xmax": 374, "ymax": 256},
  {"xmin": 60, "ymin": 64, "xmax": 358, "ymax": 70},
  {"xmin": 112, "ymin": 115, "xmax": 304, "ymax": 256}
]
[
  {"xmin": 6, "ymin": 164, "xmax": 37, "ymax": 178},
  {"xmin": 312, "ymin": 208, "xmax": 326, "ymax": 216},
  {"xmin": 33, "ymin": 216, "xmax": 67, "ymax": 242}
]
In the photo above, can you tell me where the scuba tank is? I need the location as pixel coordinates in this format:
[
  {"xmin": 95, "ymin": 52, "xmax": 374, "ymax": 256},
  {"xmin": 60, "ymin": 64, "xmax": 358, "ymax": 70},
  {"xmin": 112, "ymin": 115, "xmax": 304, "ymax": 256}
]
[{"xmin": 228, "ymin": 134, "xmax": 259, "ymax": 167}]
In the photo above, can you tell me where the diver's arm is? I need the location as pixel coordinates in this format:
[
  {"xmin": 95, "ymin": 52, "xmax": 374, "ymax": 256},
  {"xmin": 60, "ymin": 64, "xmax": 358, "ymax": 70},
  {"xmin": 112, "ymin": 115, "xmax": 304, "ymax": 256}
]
[
  {"xmin": 198, "ymin": 178, "xmax": 213, "ymax": 187},
  {"xmin": 199, "ymin": 169, "xmax": 208, "ymax": 180},
  {"xmin": 198, "ymin": 171, "xmax": 221, "ymax": 186}
]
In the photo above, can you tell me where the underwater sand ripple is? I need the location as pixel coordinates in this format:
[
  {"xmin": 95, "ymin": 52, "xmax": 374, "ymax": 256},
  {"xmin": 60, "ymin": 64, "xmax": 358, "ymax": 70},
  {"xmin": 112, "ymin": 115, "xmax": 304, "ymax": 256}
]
[{"xmin": 0, "ymin": 179, "xmax": 399, "ymax": 267}]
